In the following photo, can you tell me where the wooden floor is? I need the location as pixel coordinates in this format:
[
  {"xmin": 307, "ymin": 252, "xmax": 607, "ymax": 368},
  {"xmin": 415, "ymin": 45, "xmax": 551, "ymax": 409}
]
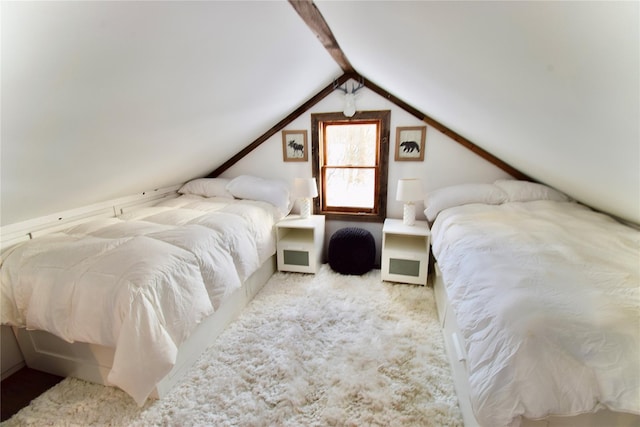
[{"xmin": 1, "ymin": 367, "xmax": 63, "ymax": 421}]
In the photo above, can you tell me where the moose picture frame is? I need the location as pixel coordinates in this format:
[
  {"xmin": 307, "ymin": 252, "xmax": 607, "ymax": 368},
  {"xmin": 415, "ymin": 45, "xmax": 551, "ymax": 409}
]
[
  {"xmin": 282, "ymin": 130, "xmax": 308, "ymax": 162},
  {"xmin": 395, "ymin": 126, "xmax": 426, "ymax": 161}
]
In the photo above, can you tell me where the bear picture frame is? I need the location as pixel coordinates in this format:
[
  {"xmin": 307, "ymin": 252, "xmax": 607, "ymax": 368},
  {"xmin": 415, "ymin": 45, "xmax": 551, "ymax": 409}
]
[{"xmin": 395, "ymin": 126, "xmax": 426, "ymax": 161}]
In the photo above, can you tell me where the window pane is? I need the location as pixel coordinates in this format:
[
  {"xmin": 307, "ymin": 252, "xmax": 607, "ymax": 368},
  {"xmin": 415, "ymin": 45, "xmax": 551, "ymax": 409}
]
[
  {"xmin": 325, "ymin": 168, "xmax": 375, "ymax": 209},
  {"xmin": 325, "ymin": 124, "xmax": 377, "ymax": 166},
  {"xmin": 311, "ymin": 110, "xmax": 390, "ymax": 221}
]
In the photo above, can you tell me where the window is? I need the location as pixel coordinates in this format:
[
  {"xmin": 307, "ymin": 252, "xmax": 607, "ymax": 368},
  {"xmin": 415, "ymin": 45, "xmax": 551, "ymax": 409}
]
[{"xmin": 311, "ymin": 111, "xmax": 390, "ymax": 222}]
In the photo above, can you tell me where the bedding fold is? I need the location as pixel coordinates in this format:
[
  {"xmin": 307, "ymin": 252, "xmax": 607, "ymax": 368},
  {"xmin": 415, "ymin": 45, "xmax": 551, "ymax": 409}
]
[
  {"xmin": 1, "ymin": 195, "xmax": 282, "ymax": 405},
  {"xmin": 431, "ymin": 200, "xmax": 640, "ymax": 427}
]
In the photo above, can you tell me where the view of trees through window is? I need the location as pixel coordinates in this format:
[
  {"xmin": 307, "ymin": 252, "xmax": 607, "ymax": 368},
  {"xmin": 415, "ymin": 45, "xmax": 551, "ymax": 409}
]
[
  {"xmin": 311, "ymin": 110, "xmax": 390, "ymax": 221},
  {"xmin": 324, "ymin": 123, "xmax": 377, "ymax": 209}
]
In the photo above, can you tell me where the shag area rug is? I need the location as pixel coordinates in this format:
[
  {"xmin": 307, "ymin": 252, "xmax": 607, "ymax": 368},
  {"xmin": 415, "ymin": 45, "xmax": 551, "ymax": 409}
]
[{"xmin": 3, "ymin": 265, "xmax": 463, "ymax": 426}]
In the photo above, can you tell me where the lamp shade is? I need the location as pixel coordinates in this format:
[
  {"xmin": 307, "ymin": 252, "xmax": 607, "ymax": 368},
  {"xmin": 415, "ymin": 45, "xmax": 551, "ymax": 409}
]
[
  {"xmin": 396, "ymin": 179, "xmax": 423, "ymax": 202},
  {"xmin": 293, "ymin": 177, "xmax": 318, "ymax": 198}
]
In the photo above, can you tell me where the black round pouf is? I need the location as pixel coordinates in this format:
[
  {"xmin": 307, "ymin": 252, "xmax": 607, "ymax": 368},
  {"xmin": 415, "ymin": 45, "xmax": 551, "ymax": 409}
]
[{"xmin": 328, "ymin": 227, "xmax": 376, "ymax": 275}]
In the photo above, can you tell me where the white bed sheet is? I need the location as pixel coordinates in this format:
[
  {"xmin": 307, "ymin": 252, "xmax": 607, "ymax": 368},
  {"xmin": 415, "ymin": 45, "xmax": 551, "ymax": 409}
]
[
  {"xmin": 1, "ymin": 195, "xmax": 282, "ymax": 405},
  {"xmin": 431, "ymin": 200, "xmax": 640, "ymax": 427}
]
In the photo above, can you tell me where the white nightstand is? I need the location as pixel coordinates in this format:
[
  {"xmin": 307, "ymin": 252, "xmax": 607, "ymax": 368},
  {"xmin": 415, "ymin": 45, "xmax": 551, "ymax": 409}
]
[
  {"xmin": 276, "ymin": 215, "xmax": 325, "ymax": 274},
  {"xmin": 381, "ymin": 218, "xmax": 431, "ymax": 285}
]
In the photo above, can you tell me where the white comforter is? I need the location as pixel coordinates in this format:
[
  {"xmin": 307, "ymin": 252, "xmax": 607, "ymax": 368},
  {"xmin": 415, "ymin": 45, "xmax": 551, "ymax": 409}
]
[
  {"xmin": 431, "ymin": 200, "xmax": 640, "ymax": 427},
  {"xmin": 1, "ymin": 195, "xmax": 282, "ymax": 405}
]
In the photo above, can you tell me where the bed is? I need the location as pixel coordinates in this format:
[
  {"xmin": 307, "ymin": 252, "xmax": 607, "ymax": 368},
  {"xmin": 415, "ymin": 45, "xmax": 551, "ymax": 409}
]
[
  {"xmin": 0, "ymin": 175, "xmax": 290, "ymax": 406},
  {"xmin": 426, "ymin": 180, "xmax": 640, "ymax": 427}
]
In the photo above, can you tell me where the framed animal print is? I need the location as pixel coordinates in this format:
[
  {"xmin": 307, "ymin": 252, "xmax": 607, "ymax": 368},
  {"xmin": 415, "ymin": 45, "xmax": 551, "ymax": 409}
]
[
  {"xmin": 282, "ymin": 130, "xmax": 308, "ymax": 162},
  {"xmin": 395, "ymin": 126, "xmax": 426, "ymax": 161}
]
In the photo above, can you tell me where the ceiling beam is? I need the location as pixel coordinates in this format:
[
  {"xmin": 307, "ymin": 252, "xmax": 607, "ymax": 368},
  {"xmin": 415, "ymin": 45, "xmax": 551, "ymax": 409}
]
[
  {"xmin": 211, "ymin": 0, "xmax": 529, "ymax": 181},
  {"xmin": 360, "ymin": 77, "xmax": 531, "ymax": 181},
  {"xmin": 288, "ymin": 0, "xmax": 354, "ymax": 73},
  {"xmin": 208, "ymin": 69, "xmax": 530, "ymax": 181},
  {"xmin": 289, "ymin": 1, "xmax": 529, "ymax": 181}
]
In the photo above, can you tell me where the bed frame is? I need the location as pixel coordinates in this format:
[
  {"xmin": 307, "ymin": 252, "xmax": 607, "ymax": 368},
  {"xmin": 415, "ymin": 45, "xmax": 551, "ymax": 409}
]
[
  {"xmin": 1, "ymin": 185, "xmax": 277, "ymax": 400},
  {"xmin": 432, "ymin": 263, "xmax": 640, "ymax": 427}
]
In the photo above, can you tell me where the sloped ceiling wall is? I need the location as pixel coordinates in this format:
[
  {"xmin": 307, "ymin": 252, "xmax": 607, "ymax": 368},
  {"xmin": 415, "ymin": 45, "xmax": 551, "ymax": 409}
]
[
  {"xmin": 2, "ymin": 1, "xmax": 638, "ymax": 225},
  {"xmin": 316, "ymin": 1, "xmax": 639, "ymax": 224},
  {"xmin": 1, "ymin": 1, "xmax": 341, "ymax": 225}
]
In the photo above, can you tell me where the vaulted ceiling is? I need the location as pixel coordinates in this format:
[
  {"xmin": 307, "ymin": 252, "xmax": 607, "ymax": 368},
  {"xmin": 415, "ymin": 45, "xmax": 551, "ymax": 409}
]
[{"xmin": 2, "ymin": 1, "xmax": 638, "ymax": 225}]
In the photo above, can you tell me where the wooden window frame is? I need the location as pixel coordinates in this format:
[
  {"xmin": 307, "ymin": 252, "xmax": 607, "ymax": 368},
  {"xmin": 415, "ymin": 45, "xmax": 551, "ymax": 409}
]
[{"xmin": 311, "ymin": 110, "xmax": 390, "ymax": 222}]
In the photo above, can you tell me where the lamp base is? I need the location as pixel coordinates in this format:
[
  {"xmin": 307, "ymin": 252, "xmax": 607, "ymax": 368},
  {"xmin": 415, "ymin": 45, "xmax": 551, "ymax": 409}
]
[
  {"xmin": 300, "ymin": 198, "xmax": 312, "ymax": 219},
  {"xmin": 403, "ymin": 203, "xmax": 416, "ymax": 226}
]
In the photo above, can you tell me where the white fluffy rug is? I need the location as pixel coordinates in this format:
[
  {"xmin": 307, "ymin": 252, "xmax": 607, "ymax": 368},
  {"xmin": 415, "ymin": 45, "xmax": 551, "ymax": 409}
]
[{"xmin": 3, "ymin": 266, "xmax": 463, "ymax": 426}]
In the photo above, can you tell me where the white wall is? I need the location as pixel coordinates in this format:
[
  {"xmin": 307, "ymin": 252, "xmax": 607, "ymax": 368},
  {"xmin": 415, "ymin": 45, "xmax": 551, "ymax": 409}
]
[
  {"xmin": 318, "ymin": 1, "xmax": 640, "ymax": 225},
  {"xmin": 0, "ymin": 1, "xmax": 341, "ymax": 227},
  {"xmin": 224, "ymin": 83, "xmax": 512, "ymax": 264},
  {"xmin": 5, "ymin": 2, "xmax": 637, "ymax": 227}
]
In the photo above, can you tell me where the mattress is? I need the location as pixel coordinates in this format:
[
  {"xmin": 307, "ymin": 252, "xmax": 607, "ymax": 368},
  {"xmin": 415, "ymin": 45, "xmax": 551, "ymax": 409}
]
[
  {"xmin": 431, "ymin": 200, "xmax": 640, "ymax": 427},
  {"xmin": 1, "ymin": 194, "xmax": 283, "ymax": 405}
]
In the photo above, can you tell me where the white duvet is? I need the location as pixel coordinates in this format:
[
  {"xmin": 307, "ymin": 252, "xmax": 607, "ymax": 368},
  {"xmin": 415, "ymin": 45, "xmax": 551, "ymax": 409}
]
[
  {"xmin": 1, "ymin": 195, "xmax": 282, "ymax": 406},
  {"xmin": 431, "ymin": 200, "xmax": 640, "ymax": 427}
]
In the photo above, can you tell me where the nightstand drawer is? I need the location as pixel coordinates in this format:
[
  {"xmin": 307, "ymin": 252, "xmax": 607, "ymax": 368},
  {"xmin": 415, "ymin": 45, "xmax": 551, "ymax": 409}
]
[
  {"xmin": 389, "ymin": 258, "xmax": 421, "ymax": 277},
  {"xmin": 276, "ymin": 215, "xmax": 325, "ymax": 274},
  {"xmin": 381, "ymin": 254, "xmax": 428, "ymax": 285},
  {"xmin": 278, "ymin": 248, "xmax": 313, "ymax": 273},
  {"xmin": 381, "ymin": 218, "xmax": 430, "ymax": 285},
  {"xmin": 283, "ymin": 249, "xmax": 309, "ymax": 266}
]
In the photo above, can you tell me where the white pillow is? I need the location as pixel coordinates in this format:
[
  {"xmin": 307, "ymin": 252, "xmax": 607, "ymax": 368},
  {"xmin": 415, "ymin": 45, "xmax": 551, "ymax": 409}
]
[
  {"xmin": 178, "ymin": 178, "xmax": 234, "ymax": 198},
  {"xmin": 423, "ymin": 183, "xmax": 507, "ymax": 221},
  {"xmin": 494, "ymin": 179, "xmax": 570, "ymax": 202},
  {"xmin": 226, "ymin": 175, "xmax": 291, "ymax": 214}
]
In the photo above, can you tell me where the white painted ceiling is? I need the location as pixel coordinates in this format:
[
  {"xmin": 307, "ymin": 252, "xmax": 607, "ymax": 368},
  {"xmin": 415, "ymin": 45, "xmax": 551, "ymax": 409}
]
[
  {"xmin": 316, "ymin": 0, "xmax": 639, "ymax": 224},
  {"xmin": 2, "ymin": 1, "xmax": 638, "ymax": 225}
]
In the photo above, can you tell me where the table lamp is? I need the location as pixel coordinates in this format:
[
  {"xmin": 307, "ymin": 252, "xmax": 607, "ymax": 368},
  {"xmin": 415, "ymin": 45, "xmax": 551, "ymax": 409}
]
[
  {"xmin": 294, "ymin": 177, "xmax": 318, "ymax": 219},
  {"xmin": 396, "ymin": 178, "xmax": 423, "ymax": 225}
]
